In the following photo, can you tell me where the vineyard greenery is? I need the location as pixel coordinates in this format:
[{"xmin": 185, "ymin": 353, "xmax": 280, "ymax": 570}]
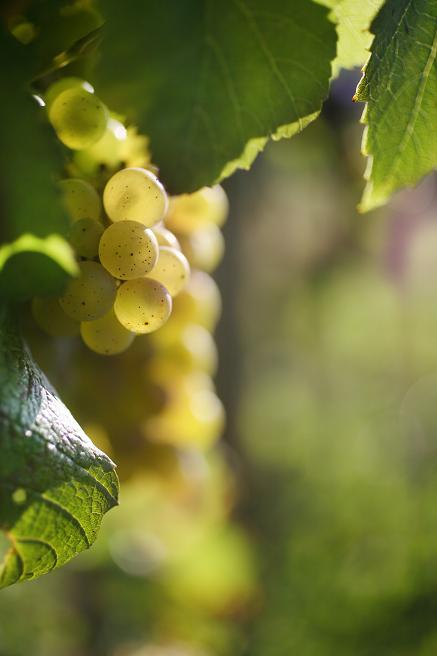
[{"xmin": 0, "ymin": 0, "xmax": 436, "ymax": 597}]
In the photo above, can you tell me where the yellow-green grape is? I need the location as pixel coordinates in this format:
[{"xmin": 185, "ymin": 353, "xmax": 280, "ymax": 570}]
[
  {"xmin": 103, "ymin": 167, "xmax": 168, "ymax": 226},
  {"xmin": 59, "ymin": 261, "xmax": 116, "ymax": 321},
  {"xmin": 48, "ymin": 87, "xmax": 108, "ymax": 150},
  {"xmin": 149, "ymin": 271, "xmax": 221, "ymax": 346},
  {"xmin": 69, "ymin": 218, "xmax": 104, "ymax": 258},
  {"xmin": 44, "ymin": 77, "xmax": 94, "ymax": 110},
  {"xmin": 32, "ymin": 296, "xmax": 79, "ymax": 337},
  {"xmin": 73, "ymin": 118, "xmax": 127, "ymax": 175},
  {"xmin": 145, "ymin": 376, "xmax": 225, "ymax": 449},
  {"xmin": 165, "ymin": 185, "xmax": 228, "ymax": 234},
  {"xmin": 175, "ymin": 271, "xmax": 221, "ymax": 329},
  {"xmin": 99, "ymin": 220, "xmax": 159, "ymax": 280},
  {"xmin": 179, "ymin": 223, "xmax": 224, "ymax": 273},
  {"xmin": 149, "ymin": 324, "xmax": 218, "ymax": 378},
  {"xmin": 80, "ymin": 309, "xmax": 135, "ymax": 355},
  {"xmin": 114, "ymin": 278, "xmax": 172, "ymax": 334},
  {"xmin": 59, "ymin": 178, "xmax": 101, "ymax": 222},
  {"xmin": 152, "ymin": 223, "xmax": 181, "ymax": 250},
  {"xmin": 146, "ymin": 246, "xmax": 190, "ymax": 297},
  {"xmin": 10, "ymin": 20, "xmax": 36, "ymax": 44}
]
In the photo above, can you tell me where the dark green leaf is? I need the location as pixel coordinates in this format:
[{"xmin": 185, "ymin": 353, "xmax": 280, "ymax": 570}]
[
  {"xmin": 95, "ymin": 0, "xmax": 336, "ymax": 193},
  {"xmin": 354, "ymin": 0, "xmax": 437, "ymax": 211},
  {"xmin": 0, "ymin": 306, "xmax": 119, "ymax": 588}
]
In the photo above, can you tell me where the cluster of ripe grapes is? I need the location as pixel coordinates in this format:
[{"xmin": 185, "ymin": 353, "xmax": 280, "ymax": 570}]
[
  {"xmin": 30, "ymin": 76, "xmax": 228, "ymax": 451},
  {"xmin": 31, "ymin": 77, "xmax": 228, "ymax": 362}
]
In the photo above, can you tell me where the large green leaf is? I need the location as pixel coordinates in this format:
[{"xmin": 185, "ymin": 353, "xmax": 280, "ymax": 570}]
[
  {"xmin": 354, "ymin": 0, "xmax": 437, "ymax": 212},
  {"xmin": 0, "ymin": 307, "xmax": 119, "ymax": 588},
  {"xmin": 95, "ymin": 0, "xmax": 336, "ymax": 193},
  {"xmin": 0, "ymin": 30, "xmax": 77, "ymax": 299}
]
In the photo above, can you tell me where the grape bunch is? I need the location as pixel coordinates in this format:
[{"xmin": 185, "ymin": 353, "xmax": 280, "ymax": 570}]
[
  {"xmin": 30, "ymin": 75, "xmax": 228, "ymax": 451},
  {"xmin": 32, "ymin": 77, "xmax": 215, "ymax": 355}
]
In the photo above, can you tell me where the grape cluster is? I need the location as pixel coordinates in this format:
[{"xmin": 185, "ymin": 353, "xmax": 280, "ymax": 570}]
[{"xmin": 31, "ymin": 72, "xmax": 228, "ymax": 456}]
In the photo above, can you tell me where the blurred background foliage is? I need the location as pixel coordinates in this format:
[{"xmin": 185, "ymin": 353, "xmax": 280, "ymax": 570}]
[{"xmin": 2, "ymin": 70, "xmax": 437, "ymax": 656}]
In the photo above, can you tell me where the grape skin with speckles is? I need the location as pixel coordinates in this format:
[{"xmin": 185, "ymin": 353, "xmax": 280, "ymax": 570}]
[
  {"xmin": 80, "ymin": 309, "xmax": 135, "ymax": 355},
  {"xmin": 146, "ymin": 246, "xmax": 190, "ymax": 297},
  {"xmin": 69, "ymin": 218, "xmax": 104, "ymax": 258},
  {"xmin": 59, "ymin": 261, "xmax": 116, "ymax": 321},
  {"xmin": 114, "ymin": 278, "xmax": 172, "ymax": 334},
  {"xmin": 103, "ymin": 167, "xmax": 168, "ymax": 227},
  {"xmin": 49, "ymin": 87, "xmax": 108, "ymax": 150},
  {"xmin": 59, "ymin": 178, "xmax": 101, "ymax": 222},
  {"xmin": 44, "ymin": 77, "xmax": 94, "ymax": 110},
  {"xmin": 99, "ymin": 220, "xmax": 159, "ymax": 280}
]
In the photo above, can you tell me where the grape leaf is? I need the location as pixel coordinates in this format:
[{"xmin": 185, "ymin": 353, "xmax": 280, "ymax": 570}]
[
  {"xmin": 354, "ymin": 0, "xmax": 437, "ymax": 212},
  {"xmin": 95, "ymin": 0, "xmax": 336, "ymax": 193},
  {"xmin": 0, "ymin": 30, "xmax": 77, "ymax": 300},
  {"xmin": 0, "ymin": 306, "xmax": 119, "ymax": 588},
  {"xmin": 317, "ymin": 0, "xmax": 384, "ymax": 74}
]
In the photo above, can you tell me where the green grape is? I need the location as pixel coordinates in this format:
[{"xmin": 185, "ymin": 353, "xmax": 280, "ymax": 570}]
[
  {"xmin": 114, "ymin": 278, "xmax": 172, "ymax": 334},
  {"xmin": 68, "ymin": 218, "xmax": 104, "ymax": 258},
  {"xmin": 80, "ymin": 309, "xmax": 135, "ymax": 355},
  {"xmin": 145, "ymin": 375, "xmax": 225, "ymax": 449},
  {"xmin": 32, "ymin": 296, "xmax": 79, "ymax": 337},
  {"xmin": 59, "ymin": 178, "xmax": 101, "ymax": 222},
  {"xmin": 99, "ymin": 220, "xmax": 159, "ymax": 280},
  {"xmin": 146, "ymin": 246, "xmax": 190, "ymax": 297},
  {"xmin": 149, "ymin": 271, "xmax": 221, "ymax": 346},
  {"xmin": 152, "ymin": 223, "xmax": 181, "ymax": 250},
  {"xmin": 148, "ymin": 324, "xmax": 218, "ymax": 378},
  {"xmin": 73, "ymin": 118, "xmax": 127, "ymax": 175},
  {"xmin": 44, "ymin": 77, "xmax": 94, "ymax": 110},
  {"xmin": 48, "ymin": 87, "xmax": 108, "ymax": 150},
  {"xmin": 103, "ymin": 167, "xmax": 168, "ymax": 226},
  {"xmin": 59, "ymin": 261, "xmax": 116, "ymax": 321},
  {"xmin": 165, "ymin": 185, "xmax": 228, "ymax": 234},
  {"xmin": 10, "ymin": 20, "xmax": 36, "ymax": 44},
  {"xmin": 179, "ymin": 223, "xmax": 224, "ymax": 273},
  {"xmin": 174, "ymin": 271, "xmax": 222, "ymax": 329}
]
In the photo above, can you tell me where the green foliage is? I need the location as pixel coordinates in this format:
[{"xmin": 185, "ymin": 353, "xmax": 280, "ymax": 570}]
[
  {"xmin": 0, "ymin": 32, "xmax": 77, "ymax": 300},
  {"xmin": 95, "ymin": 0, "xmax": 336, "ymax": 193},
  {"xmin": 331, "ymin": 0, "xmax": 384, "ymax": 73},
  {"xmin": 355, "ymin": 0, "xmax": 437, "ymax": 211},
  {"xmin": 0, "ymin": 306, "xmax": 118, "ymax": 588}
]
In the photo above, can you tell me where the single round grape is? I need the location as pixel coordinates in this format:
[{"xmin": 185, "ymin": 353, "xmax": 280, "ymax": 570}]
[
  {"xmin": 177, "ymin": 271, "xmax": 221, "ymax": 329},
  {"xmin": 48, "ymin": 87, "xmax": 108, "ymax": 150},
  {"xmin": 32, "ymin": 296, "xmax": 79, "ymax": 336},
  {"xmin": 114, "ymin": 278, "xmax": 172, "ymax": 334},
  {"xmin": 44, "ymin": 77, "xmax": 94, "ymax": 110},
  {"xmin": 103, "ymin": 167, "xmax": 168, "ymax": 226},
  {"xmin": 99, "ymin": 220, "xmax": 159, "ymax": 280},
  {"xmin": 179, "ymin": 223, "xmax": 224, "ymax": 272},
  {"xmin": 59, "ymin": 178, "xmax": 101, "ymax": 222},
  {"xmin": 149, "ymin": 324, "xmax": 218, "ymax": 376},
  {"xmin": 69, "ymin": 218, "xmax": 104, "ymax": 258},
  {"xmin": 146, "ymin": 246, "xmax": 190, "ymax": 297},
  {"xmin": 165, "ymin": 185, "xmax": 228, "ymax": 234},
  {"xmin": 59, "ymin": 261, "xmax": 116, "ymax": 321},
  {"xmin": 80, "ymin": 309, "xmax": 135, "ymax": 355},
  {"xmin": 152, "ymin": 223, "xmax": 181, "ymax": 250}
]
